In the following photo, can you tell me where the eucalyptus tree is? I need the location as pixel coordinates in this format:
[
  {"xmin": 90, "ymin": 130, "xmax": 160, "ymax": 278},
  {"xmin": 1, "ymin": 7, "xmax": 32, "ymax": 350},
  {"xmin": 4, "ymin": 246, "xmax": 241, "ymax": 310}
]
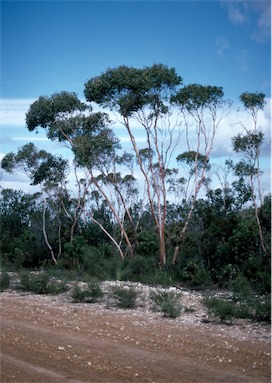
[
  {"xmin": 84, "ymin": 64, "xmax": 183, "ymax": 265},
  {"xmin": 171, "ymin": 84, "xmax": 232, "ymax": 263},
  {"xmin": 25, "ymin": 91, "xmax": 136, "ymax": 259},
  {"xmin": 231, "ymin": 91, "xmax": 268, "ymax": 254},
  {"xmin": 1, "ymin": 143, "xmax": 68, "ymax": 264}
]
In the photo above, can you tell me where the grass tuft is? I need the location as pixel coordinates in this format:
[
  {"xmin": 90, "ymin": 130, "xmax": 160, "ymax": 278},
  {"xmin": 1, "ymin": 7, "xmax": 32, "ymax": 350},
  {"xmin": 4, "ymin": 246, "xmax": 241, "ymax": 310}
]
[{"xmin": 151, "ymin": 290, "xmax": 182, "ymax": 318}]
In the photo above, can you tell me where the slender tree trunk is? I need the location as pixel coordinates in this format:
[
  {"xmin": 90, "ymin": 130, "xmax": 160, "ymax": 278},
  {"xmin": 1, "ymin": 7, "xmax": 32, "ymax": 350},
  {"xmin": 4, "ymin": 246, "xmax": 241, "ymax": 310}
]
[
  {"xmin": 90, "ymin": 170, "xmax": 134, "ymax": 258},
  {"xmin": 123, "ymin": 116, "xmax": 167, "ymax": 264},
  {"xmin": 159, "ymin": 224, "xmax": 166, "ymax": 265},
  {"xmin": 57, "ymin": 214, "xmax": 62, "ymax": 258},
  {"xmin": 89, "ymin": 213, "xmax": 125, "ymax": 260},
  {"xmin": 43, "ymin": 198, "xmax": 57, "ymax": 265},
  {"xmin": 172, "ymin": 245, "xmax": 180, "ymax": 265},
  {"xmin": 250, "ymin": 175, "xmax": 267, "ymax": 254}
]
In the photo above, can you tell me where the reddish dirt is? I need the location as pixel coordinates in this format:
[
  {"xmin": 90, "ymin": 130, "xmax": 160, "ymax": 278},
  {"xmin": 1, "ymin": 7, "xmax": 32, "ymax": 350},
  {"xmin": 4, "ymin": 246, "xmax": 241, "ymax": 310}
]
[{"xmin": 0, "ymin": 291, "xmax": 270, "ymax": 383}]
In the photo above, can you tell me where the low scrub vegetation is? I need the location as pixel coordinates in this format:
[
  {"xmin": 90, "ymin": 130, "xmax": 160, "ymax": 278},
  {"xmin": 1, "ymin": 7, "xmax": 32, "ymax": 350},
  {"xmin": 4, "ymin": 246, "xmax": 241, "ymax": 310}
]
[
  {"xmin": 0, "ymin": 272, "xmax": 10, "ymax": 292},
  {"xmin": 111, "ymin": 286, "xmax": 138, "ymax": 309},
  {"xmin": 18, "ymin": 271, "xmax": 68, "ymax": 295},
  {"xmin": 202, "ymin": 273, "xmax": 271, "ymax": 323},
  {"xmin": 71, "ymin": 280, "xmax": 104, "ymax": 303},
  {"xmin": 203, "ymin": 295, "xmax": 271, "ymax": 323},
  {"xmin": 151, "ymin": 290, "xmax": 182, "ymax": 318}
]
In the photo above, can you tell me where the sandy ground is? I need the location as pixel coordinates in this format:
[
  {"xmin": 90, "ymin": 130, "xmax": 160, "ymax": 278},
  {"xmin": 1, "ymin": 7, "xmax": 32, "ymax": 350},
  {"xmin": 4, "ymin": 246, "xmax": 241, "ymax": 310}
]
[{"xmin": 0, "ymin": 289, "xmax": 270, "ymax": 383}]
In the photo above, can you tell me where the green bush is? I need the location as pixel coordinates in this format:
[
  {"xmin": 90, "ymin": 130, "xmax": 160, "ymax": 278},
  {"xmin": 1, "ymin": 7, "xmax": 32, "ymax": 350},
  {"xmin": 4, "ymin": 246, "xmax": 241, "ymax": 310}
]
[
  {"xmin": 151, "ymin": 290, "xmax": 182, "ymax": 318},
  {"xmin": 0, "ymin": 272, "xmax": 10, "ymax": 292},
  {"xmin": 252, "ymin": 296, "xmax": 271, "ymax": 322},
  {"xmin": 45, "ymin": 279, "xmax": 69, "ymax": 295},
  {"xmin": 71, "ymin": 281, "xmax": 104, "ymax": 303},
  {"xmin": 203, "ymin": 295, "xmax": 271, "ymax": 322},
  {"xmin": 117, "ymin": 256, "xmax": 157, "ymax": 283},
  {"xmin": 112, "ymin": 286, "xmax": 137, "ymax": 309},
  {"xmin": 203, "ymin": 297, "xmax": 241, "ymax": 321},
  {"xmin": 18, "ymin": 271, "xmax": 68, "ymax": 295},
  {"xmin": 19, "ymin": 271, "xmax": 49, "ymax": 294},
  {"xmin": 229, "ymin": 273, "xmax": 252, "ymax": 300}
]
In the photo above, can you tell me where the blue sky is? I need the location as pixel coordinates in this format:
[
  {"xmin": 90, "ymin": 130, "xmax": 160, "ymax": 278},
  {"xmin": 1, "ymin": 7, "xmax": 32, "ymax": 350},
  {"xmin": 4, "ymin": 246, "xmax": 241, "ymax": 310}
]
[{"xmin": 0, "ymin": 0, "xmax": 271, "ymax": 193}]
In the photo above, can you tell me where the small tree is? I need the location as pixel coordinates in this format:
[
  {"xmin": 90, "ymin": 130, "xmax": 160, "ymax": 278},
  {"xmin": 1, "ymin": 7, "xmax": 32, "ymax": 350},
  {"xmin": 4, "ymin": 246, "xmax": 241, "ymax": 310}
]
[
  {"xmin": 171, "ymin": 84, "xmax": 232, "ymax": 263},
  {"xmin": 231, "ymin": 91, "xmax": 268, "ymax": 254},
  {"xmin": 1, "ymin": 143, "xmax": 68, "ymax": 264}
]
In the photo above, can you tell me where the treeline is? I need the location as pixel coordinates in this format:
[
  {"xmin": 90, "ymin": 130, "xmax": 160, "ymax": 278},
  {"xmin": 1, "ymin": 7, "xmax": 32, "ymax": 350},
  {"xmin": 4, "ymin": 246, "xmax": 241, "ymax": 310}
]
[
  {"xmin": 0, "ymin": 187, "xmax": 270, "ymax": 294},
  {"xmin": 0, "ymin": 64, "xmax": 270, "ymax": 294}
]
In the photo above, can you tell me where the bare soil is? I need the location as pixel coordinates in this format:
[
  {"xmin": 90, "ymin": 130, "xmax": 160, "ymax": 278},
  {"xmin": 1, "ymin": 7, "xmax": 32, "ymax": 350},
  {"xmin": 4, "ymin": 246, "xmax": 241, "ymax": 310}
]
[{"xmin": 0, "ymin": 288, "xmax": 270, "ymax": 383}]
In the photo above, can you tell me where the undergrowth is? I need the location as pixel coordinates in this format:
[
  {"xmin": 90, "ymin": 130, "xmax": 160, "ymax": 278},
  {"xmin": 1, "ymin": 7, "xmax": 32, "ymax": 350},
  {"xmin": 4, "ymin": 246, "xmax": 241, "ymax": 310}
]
[
  {"xmin": 18, "ymin": 271, "xmax": 69, "ymax": 295},
  {"xmin": 111, "ymin": 286, "xmax": 138, "ymax": 309},
  {"xmin": 71, "ymin": 280, "xmax": 104, "ymax": 303},
  {"xmin": 0, "ymin": 272, "xmax": 10, "ymax": 292},
  {"xmin": 151, "ymin": 290, "xmax": 182, "ymax": 318},
  {"xmin": 203, "ymin": 295, "xmax": 271, "ymax": 323}
]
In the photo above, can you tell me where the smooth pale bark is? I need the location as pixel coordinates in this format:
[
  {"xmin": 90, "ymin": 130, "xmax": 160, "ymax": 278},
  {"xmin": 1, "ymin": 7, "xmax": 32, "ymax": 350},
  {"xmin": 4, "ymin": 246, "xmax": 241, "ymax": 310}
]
[{"xmin": 42, "ymin": 197, "xmax": 57, "ymax": 265}]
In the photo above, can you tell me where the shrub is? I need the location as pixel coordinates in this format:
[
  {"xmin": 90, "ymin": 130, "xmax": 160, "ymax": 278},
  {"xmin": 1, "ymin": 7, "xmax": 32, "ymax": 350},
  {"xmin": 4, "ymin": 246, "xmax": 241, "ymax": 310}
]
[
  {"xmin": 203, "ymin": 297, "xmax": 241, "ymax": 321},
  {"xmin": 71, "ymin": 285, "xmax": 87, "ymax": 302},
  {"xmin": 112, "ymin": 286, "xmax": 137, "ymax": 309},
  {"xmin": 71, "ymin": 281, "xmax": 104, "ymax": 303},
  {"xmin": 252, "ymin": 295, "xmax": 271, "ymax": 322},
  {"xmin": 45, "ymin": 279, "xmax": 69, "ymax": 295},
  {"xmin": 0, "ymin": 272, "xmax": 10, "ymax": 292},
  {"xmin": 18, "ymin": 271, "xmax": 68, "ymax": 295},
  {"xmin": 151, "ymin": 290, "xmax": 182, "ymax": 318},
  {"xmin": 203, "ymin": 295, "xmax": 271, "ymax": 323},
  {"xmin": 230, "ymin": 273, "xmax": 252, "ymax": 300},
  {"xmin": 19, "ymin": 271, "xmax": 49, "ymax": 294}
]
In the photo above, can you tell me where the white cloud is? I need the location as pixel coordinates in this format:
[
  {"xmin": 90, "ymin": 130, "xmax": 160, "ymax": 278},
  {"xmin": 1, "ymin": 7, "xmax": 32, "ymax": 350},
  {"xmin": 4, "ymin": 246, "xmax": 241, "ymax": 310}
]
[
  {"xmin": 222, "ymin": 0, "xmax": 271, "ymax": 43},
  {"xmin": 215, "ymin": 35, "xmax": 230, "ymax": 58},
  {"xmin": 13, "ymin": 136, "xmax": 49, "ymax": 142},
  {"xmin": 0, "ymin": 99, "xmax": 35, "ymax": 126},
  {"xmin": 227, "ymin": 2, "xmax": 248, "ymax": 25},
  {"xmin": 237, "ymin": 49, "xmax": 250, "ymax": 72},
  {"xmin": 213, "ymin": 98, "xmax": 271, "ymax": 158},
  {"xmin": 251, "ymin": 0, "xmax": 271, "ymax": 42}
]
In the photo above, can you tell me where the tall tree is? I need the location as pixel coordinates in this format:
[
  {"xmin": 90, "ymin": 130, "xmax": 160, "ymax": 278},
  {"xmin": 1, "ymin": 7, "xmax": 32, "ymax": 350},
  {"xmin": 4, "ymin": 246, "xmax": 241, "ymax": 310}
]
[
  {"xmin": 231, "ymin": 91, "xmax": 268, "ymax": 254},
  {"xmin": 171, "ymin": 84, "xmax": 232, "ymax": 263},
  {"xmin": 25, "ymin": 91, "xmax": 135, "ymax": 259},
  {"xmin": 84, "ymin": 63, "xmax": 183, "ymax": 265}
]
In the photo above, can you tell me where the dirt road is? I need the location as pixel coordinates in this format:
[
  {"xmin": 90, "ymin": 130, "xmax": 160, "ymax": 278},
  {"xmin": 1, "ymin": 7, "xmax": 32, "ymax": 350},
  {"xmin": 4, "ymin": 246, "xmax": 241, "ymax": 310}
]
[{"xmin": 0, "ymin": 291, "xmax": 270, "ymax": 383}]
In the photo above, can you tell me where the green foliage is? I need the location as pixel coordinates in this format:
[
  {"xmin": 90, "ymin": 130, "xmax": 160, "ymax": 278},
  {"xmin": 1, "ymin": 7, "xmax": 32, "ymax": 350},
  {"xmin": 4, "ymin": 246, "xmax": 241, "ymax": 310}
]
[
  {"xmin": 1, "ymin": 143, "xmax": 68, "ymax": 186},
  {"xmin": 203, "ymin": 273, "xmax": 271, "ymax": 321},
  {"xmin": 232, "ymin": 132, "xmax": 264, "ymax": 156},
  {"xmin": 135, "ymin": 231, "xmax": 159, "ymax": 257},
  {"xmin": 229, "ymin": 273, "xmax": 252, "ymax": 300},
  {"xmin": 71, "ymin": 281, "xmax": 104, "ymax": 303},
  {"xmin": 203, "ymin": 297, "xmax": 240, "ymax": 321},
  {"xmin": 172, "ymin": 84, "xmax": 224, "ymax": 110},
  {"xmin": 203, "ymin": 294, "xmax": 271, "ymax": 323},
  {"xmin": 176, "ymin": 151, "xmax": 208, "ymax": 167},
  {"xmin": 63, "ymin": 236, "xmax": 88, "ymax": 269},
  {"xmin": 84, "ymin": 63, "xmax": 182, "ymax": 116},
  {"xmin": 240, "ymin": 91, "xmax": 265, "ymax": 110},
  {"xmin": 0, "ymin": 272, "xmax": 10, "ymax": 292},
  {"xmin": 26, "ymin": 91, "xmax": 87, "ymax": 132},
  {"xmin": 0, "ymin": 66, "xmax": 269, "ymax": 299},
  {"xmin": 112, "ymin": 286, "xmax": 137, "ymax": 309},
  {"xmin": 72, "ymin": 121, "xmax": 120, "ymax": 168},
  {"xmin": 151, "ymin": 290, "xmax": 182, "ymax": 318},
  {"xmin": 18, "ymin": 271, "xmax": 68, "ymax": 295}
]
